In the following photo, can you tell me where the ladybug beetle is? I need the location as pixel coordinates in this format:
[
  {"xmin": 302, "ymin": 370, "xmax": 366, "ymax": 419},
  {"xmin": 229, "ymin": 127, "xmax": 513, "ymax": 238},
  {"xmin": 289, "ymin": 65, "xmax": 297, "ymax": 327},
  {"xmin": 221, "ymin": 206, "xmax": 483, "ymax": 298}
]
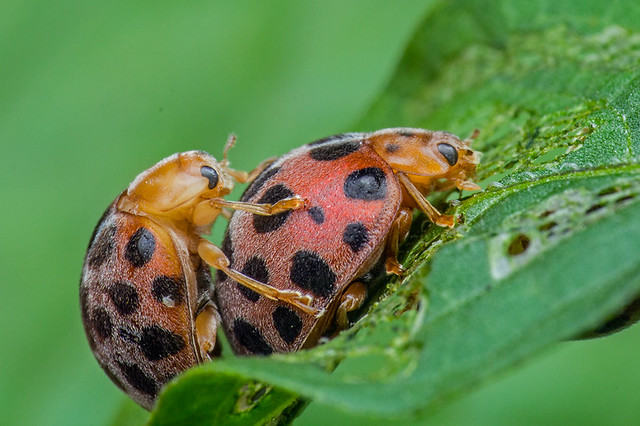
[
  {"xmin": 79, "ymin": 136, "xmax": 316, "ymax": 410},
  {"xmin": 215, "ymin": 128, "xmax": 481, "ymax": 355}
]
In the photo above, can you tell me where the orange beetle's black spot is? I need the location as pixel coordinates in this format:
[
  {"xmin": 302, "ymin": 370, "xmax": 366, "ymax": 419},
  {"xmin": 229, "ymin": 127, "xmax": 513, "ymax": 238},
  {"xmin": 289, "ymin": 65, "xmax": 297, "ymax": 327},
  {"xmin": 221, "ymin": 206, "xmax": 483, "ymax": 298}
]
[
  {"xmin": 309, "ymin": 140, "xmax": 360, "ymax": 161},
  {"xmin": 290, "ymin": 250, "xmax": 336, "ymax": 298},
  {"xmin": 344, "ymin": 167, "xmax": 387, "ymax": 201},
  {"xmin": 343, "ymin": 222, "xmax": 369, "ymax": 252},
  {"xmin": 116, "ymin": 361, "xmax": 158, "ymax": 396},
  {"xmin": 125, "ymin": 227, "xmax": 155, "ymax": 267},
  {"xmin": 108, "ymin": 281, "xmax": 140, "ymax": 315},
  {"xmin": 92, "ymin": 307, "xmax": 113, "ymax": 339},
  {"xmin": 308, "ymin": 206, "xmax": 325, "ymax": 224},
  {"xmin": 138, "ymin": 325, "xmax": 186, "ymax": 361},
  {"xmin": 238, "ymin": 256, "xmax": 269, "ymax": 302},
  {"xmin": 437, "ymin": 143, "xmax": 458, "ymax": 166},
  {"xmin": 272, "ymin": 306, "xmax": 302, "ymax": 344},
  {"xmin": 152, "ymin": 276, "xmax": 184, "ymax": 307},
  {"xmin": 253, "ymin": 184, "xmax": 295, "ymax": 233},
  {"xmin": 241, "ymin": 166, "xmax": 280, "ymax": 202},
  {"xmin": 233, "ymin": 319, "xmax": 273, "ymax": 355}
]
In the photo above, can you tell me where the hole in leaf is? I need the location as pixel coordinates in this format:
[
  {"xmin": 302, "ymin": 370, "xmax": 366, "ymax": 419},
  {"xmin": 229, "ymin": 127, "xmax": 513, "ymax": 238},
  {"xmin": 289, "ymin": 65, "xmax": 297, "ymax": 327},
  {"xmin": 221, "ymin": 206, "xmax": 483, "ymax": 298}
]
[
  {"xmin": 585, "ymin": 203, "xmax": 605, "ymax": 214},
  {"xmin": 616, "ymin": 194, "xmax": 636, "ymax": 204},
  {"xmin": 234, "ymin": 382, "xmax": 272, "ymax": 414},
  {"xmin": 598, "ymin": 186, "xmax": 619, "ymax": 197},
  {"xmin": 538, "ymin": 221, "xmax": 557, "ymax": 232},
  {"xmin": 507, "ymin": 234, "xmax": 530, "ymax": 256}
]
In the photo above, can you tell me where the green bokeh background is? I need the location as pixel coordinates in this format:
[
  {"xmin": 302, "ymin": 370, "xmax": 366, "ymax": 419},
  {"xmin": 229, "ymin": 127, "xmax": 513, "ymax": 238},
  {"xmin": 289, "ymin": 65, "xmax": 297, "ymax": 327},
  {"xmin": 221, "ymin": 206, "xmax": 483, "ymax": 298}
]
[{"xmin": 1, "ymin": 1, "xmax": 638, "ymax": 425}]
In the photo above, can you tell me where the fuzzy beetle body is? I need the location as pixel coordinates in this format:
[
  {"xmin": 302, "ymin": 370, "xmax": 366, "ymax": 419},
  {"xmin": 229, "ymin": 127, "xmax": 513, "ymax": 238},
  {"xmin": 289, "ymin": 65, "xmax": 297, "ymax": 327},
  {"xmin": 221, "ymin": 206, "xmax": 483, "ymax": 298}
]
[
  {"xmin": 80, "ymin": 138, "xmax": 312, "ymax": 409},
  {"xmin": 215, "ymin": 128, "xmax": 480, "ymax": 355}
]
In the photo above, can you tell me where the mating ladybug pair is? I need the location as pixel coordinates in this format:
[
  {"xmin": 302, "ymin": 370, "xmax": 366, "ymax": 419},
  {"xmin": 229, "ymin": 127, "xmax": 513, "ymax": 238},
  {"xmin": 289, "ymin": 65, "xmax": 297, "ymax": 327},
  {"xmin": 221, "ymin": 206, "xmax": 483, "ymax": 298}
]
[{"xmin": 80, "ymin": 128, "xmax": 480, "ymax": 409}]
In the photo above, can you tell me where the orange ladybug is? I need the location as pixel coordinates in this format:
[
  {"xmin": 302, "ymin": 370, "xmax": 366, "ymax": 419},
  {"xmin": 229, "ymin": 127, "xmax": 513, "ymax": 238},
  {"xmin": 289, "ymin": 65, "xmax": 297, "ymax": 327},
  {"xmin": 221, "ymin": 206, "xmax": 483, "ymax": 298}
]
[
  {"xmin": 79, "ymin": 136, "xmax": 316, "ymax": 409},
  {"xmin": 215, "ymin": 128, "xmax": 480, "ymax": 355}
]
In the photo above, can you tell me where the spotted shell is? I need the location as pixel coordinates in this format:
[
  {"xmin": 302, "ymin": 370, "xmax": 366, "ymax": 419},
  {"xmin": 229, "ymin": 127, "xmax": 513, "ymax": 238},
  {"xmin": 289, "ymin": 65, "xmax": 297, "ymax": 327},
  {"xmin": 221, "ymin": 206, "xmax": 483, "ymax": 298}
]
[
  {"xmin": 80, "ymin": 201, "xmax": 217, "ymax": 410},
  {"xmin": 215, "ymin": 128, "xmax": 479, "ymax": 355}
]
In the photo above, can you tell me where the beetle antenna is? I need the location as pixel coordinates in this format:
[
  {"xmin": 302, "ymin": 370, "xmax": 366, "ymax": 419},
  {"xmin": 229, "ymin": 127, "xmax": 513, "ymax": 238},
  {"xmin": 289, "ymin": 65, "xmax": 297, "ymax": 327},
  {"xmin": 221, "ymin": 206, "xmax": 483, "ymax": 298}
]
[{"xmin": 222, "ymin": 133, "xmax": 237, "ymax": 167}]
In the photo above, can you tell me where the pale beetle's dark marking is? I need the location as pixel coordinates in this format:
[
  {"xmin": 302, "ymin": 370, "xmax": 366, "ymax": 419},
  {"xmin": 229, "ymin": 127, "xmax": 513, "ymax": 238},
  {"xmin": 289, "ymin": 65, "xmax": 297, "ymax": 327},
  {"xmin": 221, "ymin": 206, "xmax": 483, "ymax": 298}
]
[
  {"xmin": 343, "ymin": 222, "xmax": 369, "ymax": 252},
  {"xmin": 253, "ymin": 184, "xmax": 295, "ymax": 233},
  {"xmin": 343, "ymin": 167, "xmax": 387, "ymax": 201},
  {"xmin": 125, "ymin": 227, "xmax": 156, "ymax": 267},
  {"xmin": 438, "ymin": 143, "xmax": 458, "ymax": 166},
  {"xmin": 152, "ymin": 276, "xmax": 184, "ymax": 307},
  {"xmin": 92, "ymin": 307, "xmax": 113, "ymax": 339},
  {"xmin": 233, "ymin": 319, "xmax": 273, "ymax": 355},
  {"xmin": 290, "ymin": 250, "xmax": 336, "ymax": 298},
  {"xmin": 272, "ymin": 306, "xmax": 303, "ymax": 344},
  {"xmin": 116, "ymin": 361, "xmax": 158, "ymax": 396},
  {"xmin": 309, "ymin": 140, "xmax": 360, "ymax": 161},
  {"xmin": 108, "ymin": 281, "xmax": 140, "ymax": 315},
  {"xmin": 238, "ymin": 256, "xmax": 269, "ymax": 302},
  {"xmin": 308, "ymin": 206, "xmax": 325, "ymax": 224},
  {"xmin": 139, "ymin": 325, "xmax": 186, "ymax": 361}
]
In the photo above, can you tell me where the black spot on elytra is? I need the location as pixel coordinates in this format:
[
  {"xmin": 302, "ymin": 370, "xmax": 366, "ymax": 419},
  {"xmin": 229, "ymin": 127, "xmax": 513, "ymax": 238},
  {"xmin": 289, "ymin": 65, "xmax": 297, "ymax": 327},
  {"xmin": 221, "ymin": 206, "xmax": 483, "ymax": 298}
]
[
  {"xmin": 87, "ymin": 225, "xmax": 117, "ymax": 268},
  {"xmin": 253, "ymin": 184, "xmax": 295, "ymax": 233},
  {"xmin": 233, "ymin": 319, "xmax": 273, "ymax": 355},
  {"xmin": 216, "ymin": 229, "xmax": 233, "ymax": 283},
  {"xmin": 200, "ymin": 165, "xmax": 219, "ymax": 189},
  {"xmin": 309, "ymin": 140, "xmax": 360, "ymax": 161},
  {"xmin": 241, "ymin": 166, "xmax": 280, "ymax": 202},
  {"xmin": 343, "ymin": 222, "xmax": 369, "ymax": 252},
  {"xmin": 308, "ymin": 206, "xmax": 325, "ymax": 224},
  {"xmin": 272, "ymin": 306, "xmax": 303, "ymax": 344},
  {"xmin": 92, "ymin": 307, "xmax": 113, "ymax": 339},
  {"xmin": 237, "ymin": 256, "xmax": 268, "ymax": 302},
  {"xmin": 343, "ymin": 167, "xmax": 387, "ymax": 201},
  {"xmin": 152, "ymin": 276, "xmax": 184, "ymax": 307},
  {"xmin": 308, "ymin": 133, "xmax": 357, "ymax": 146},
  {"xmin": 125, "ymin": 227, "xmax": 156, "ymax": 267},
  {"xmin": 437, "ymin": 143, "xmax": 458, "ymax": 166},
  {"xmin": 108, "ymin": 281, "xmax": 139, "ymax": 315},
  {"xmin": 290, "ymin": 250, "xmax": 336, "ymax": 298},
  {"xmin": 116, "ymin": 361, "xmax": 158, "ymax": 396},
  {"xmin": 139, "ymin": 325, "xmax": 186, "ymax": 361}
]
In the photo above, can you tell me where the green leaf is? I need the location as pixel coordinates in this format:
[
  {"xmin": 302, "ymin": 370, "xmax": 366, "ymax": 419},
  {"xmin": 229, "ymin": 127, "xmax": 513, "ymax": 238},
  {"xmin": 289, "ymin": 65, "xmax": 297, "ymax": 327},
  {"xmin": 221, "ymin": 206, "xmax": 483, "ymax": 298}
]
[{"xmin": 152, "ymin": 0, "xmax": 640, "ymax": 423}]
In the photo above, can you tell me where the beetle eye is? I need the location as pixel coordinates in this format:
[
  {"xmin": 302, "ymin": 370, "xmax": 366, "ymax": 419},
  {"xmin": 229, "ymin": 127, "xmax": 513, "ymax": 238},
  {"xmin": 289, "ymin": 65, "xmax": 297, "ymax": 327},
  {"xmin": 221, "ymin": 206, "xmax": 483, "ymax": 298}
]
[
  {"xmin": 200, "ymin": 166, "xmax": 219, "ymax": 189},
  {"xmin": 437, "ymin": 143, "xmax": 458, "ymax": 166}
]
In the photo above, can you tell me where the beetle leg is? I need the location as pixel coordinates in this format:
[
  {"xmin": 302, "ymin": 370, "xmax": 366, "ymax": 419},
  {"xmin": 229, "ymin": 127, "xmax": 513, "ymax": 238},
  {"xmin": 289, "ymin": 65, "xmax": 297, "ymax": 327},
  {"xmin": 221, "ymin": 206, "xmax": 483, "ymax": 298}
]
[
  {"xmin": 384, "ymin": 208, "xmax": 412, "ymax": 276},
  {"xmin": 195, "ymin": 301, "xmax": 220, "ymax": 361},
  {"xmin": 197, "ymin": 239, "xmax": 322, "ymax": 317},
  {"xmin": 397, "ymin": 172, "xmax": 454, "ymax": 227},
  {"xmin": 192, "ymin": 196, "xmax": 305, "ymax": 226},
  {"xmin": 336, "ymin": 281, "xmax": 367, "ymax": 329}
]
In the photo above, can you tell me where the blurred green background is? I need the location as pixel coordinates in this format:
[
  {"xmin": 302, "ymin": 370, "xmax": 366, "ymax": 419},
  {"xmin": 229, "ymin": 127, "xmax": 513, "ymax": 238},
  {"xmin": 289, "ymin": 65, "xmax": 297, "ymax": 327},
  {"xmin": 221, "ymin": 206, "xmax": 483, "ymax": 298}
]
[{"xmin": 1, "ymin": 1, "xmax": 639, "ymax": 425}]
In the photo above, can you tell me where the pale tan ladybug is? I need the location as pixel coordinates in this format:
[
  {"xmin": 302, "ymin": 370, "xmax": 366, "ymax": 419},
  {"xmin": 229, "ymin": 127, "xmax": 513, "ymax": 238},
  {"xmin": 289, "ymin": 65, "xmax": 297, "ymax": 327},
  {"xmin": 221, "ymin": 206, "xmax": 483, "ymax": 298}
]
[
  {"xmin": 79, "ymin": 136, "xmax": 317, "ymax": 410},
  {"xmin": 215, "ymin": 128, "xmax": 480, "ymax": 355}
]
